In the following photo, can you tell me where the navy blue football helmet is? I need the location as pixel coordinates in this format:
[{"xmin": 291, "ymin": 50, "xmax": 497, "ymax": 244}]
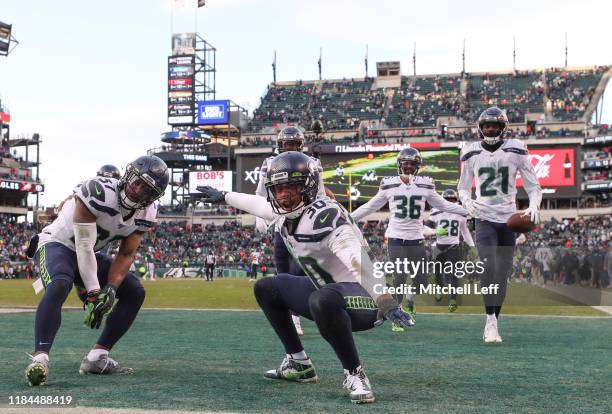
[{"xmin": 118, "ymin": 156, "xmax": 169, "ymax": 210}]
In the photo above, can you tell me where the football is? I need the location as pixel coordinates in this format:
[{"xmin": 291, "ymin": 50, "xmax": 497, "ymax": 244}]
[{"xmin": 507, "ymin": 212, "xmax": 536, "ymax": 233}]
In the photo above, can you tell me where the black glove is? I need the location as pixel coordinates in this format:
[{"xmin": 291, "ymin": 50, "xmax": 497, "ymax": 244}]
[
  {"xmin": 374, "ymin": 294, "xmax": 415, "ymax": 329},
  {"xmin": 83, "ymin": 284, "xmax": 117, "ymax": 329},
  {"xmin": 196, "ymin": 186, "xmax": 227, "ymax": 203},
  {"xmin": 26, "ymin": 234, "xmax": 39, "ymax": 259}
]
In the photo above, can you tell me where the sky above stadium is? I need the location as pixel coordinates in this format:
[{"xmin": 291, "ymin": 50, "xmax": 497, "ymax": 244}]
[{"xmin": 1, "ymin": 0, "xmax": 611, "ymax": 207}]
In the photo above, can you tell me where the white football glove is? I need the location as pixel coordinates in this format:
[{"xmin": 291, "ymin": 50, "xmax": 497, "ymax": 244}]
[
  {"xmin": 521, "ymin": 204, "xmax": 540, "ymax": 225},
  {"xmin": 462, "ymin": 199, "xmax": 480, "ymax": 218},
  {"xmin": 255, "ymin": 217, "xmax": 269, "ymax": 234}
]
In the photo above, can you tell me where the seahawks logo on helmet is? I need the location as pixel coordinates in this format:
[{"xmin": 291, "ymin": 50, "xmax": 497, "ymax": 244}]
[
  {"xmin": 264, "ymin": 151, "xmax": 319, "ymax": 219},
  {"xmin": 118, "ymin": 155, "xmax": 169, "ymax": 210},
  {"xmin": 277, "ymin": 126, "xmax": 305, "ymax": 153},
  {"xmin": 477, "ymin": 106, "xmax": 508, "ymax": 145}
]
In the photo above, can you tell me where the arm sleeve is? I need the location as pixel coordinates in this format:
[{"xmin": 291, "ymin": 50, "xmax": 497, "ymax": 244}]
[
  {"xmin": 457, "ymin": 160, "xmax": 475, "ymax": 205},
  {"xmin": 518, "ymin": 153, "xmax": 543, "ymax": 208},
  {"xmin": 73, "ymin": 222, "xmax": 100, "ymax": 292},
  {"xmin": 225, "ymin": 192, "xmax": 276, "ymax": 221},
  {"xmin": 327, "ymin": 225, "xmax": 382, "ymax": 301},
  {"xmin": 350, "ymin": 188, "xmax": 387, "ymax": 221},
  {"xmin": 255, "ymin": 159, "xmax": 268, "ymax": 198},
  {"xmin": 426, "ymin": 189, "xmax": 469, "ymax": 216},
  {"xmin": 460, "ymin": 218, "xmax": 475, "ymax": 247}
]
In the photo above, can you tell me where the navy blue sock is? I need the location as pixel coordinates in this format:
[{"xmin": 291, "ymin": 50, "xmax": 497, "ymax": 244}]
[
  {"xmin": 96, "ymin": 277, "xmax": 146, "ymax": 349},
  {"xmin": 35, "ymin": 279, "xmax": 72, "ymax": 353}
]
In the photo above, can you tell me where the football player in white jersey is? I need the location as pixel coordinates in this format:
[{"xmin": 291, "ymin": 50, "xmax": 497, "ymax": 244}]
[
  {"xmin": 198, "ymin": 151, "xmax": 414, "ymax": 404},
  {"xmin": 351, "ymin": 148, "xmax": 468, "ymax": 330},
  {"xmin": 427, "ymin": 189, "xmax": 475, "ymax": 312},
  {"xmin": 458, "ymin": 106, "xmax": 542, "ymax": 343},
  {"xmin": 25, "ymin": 155, "xmax": 169, "ymax": 386},
  {"xmin": 255, "ymin": 126, "xmax": 327, "ymax": 335}
]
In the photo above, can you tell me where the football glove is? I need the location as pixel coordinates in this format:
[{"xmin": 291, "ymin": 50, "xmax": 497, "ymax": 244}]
[
  {"xmin": 435, "ymin": 227, "xmax": 448, "ymax": 237},
  {"xmin": 374, "ymin": 294, "xmax": 415, "ymax": 329},
  {"xmin": 462, "ymin": 199, "xmax": 480, "ymax": 218},
  {"xmin": 521, "ymin": 204, "xmax": 540, "ymax": 225},
  {"xmin": 196, "ymin": 186, "xmax": 227, "ymax": 204},
  {"xmin": 83, "ymin": 284, "xmax": 117, "ymax": 329}
]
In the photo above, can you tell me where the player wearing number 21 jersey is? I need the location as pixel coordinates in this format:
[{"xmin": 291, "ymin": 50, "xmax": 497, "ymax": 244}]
[{"xmin": 458, "ymin": 106, "xmax": 542, "ymax": 343}]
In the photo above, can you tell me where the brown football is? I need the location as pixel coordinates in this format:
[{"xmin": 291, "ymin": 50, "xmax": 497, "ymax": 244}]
[{"xmin": 507, "ymin": 212, "xmax": 536, "ymax": 233}]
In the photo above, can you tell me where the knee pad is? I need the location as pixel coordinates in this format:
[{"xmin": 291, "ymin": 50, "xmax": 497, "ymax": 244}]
[
  {"xmin": 44, "ymin": 278, "xmax": 72, "ymax": 303},
  {"xmin": 253, "ymin": 276, "xmax": 280, "ymax": 303},
  {"xmin": 308, "ymin": 288, "xmax": 344, "ymax": 317}
]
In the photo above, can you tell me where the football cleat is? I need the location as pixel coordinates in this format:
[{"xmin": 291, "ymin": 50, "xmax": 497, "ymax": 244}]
[
  {"xmin": 292, "ymin": 315, "xmax": 304, "ymax": 336},
  {"xmin": 390, "ymin": 323, "xmax": 405, "ymax": 332},
  {"xmin": 483, "ymin": 315, "xmax": 502, "ymax": 343},
  {"xmin": 343, "ymin": 366, "xmax": 375, "ymax": 404},
  {"xmin": 25, "ymin": 354, "xmax": 49, "ymax": 386},
  {"xmin": 264, "ymin": 355, "xmax": 318, "ymax": 383},
  {"xmin": 404, "ymin": 301, "xmax": 416, "ymax": 321},
  {"xmin": 449, "ymin": 299, "xmax": 458, "ymax": 313},
  {"xmin": 79, "ymin": 355, "xmax": 134, "ymax": 375}
]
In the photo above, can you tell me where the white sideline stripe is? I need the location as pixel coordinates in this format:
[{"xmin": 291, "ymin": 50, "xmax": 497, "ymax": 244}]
[
  {"xmin": 1, "ymin": 306, "xmax": 610, "ymax": 318},
  {"xmin": 0, "ymin": 408, "xmax": 239, "ymax": 414}
]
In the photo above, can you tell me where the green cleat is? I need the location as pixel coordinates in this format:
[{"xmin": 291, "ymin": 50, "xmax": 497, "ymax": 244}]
[
  {"xmin": 404, "ymin": 301, "xmax": 416, "ymax": 321},
  {"xmin": 25, "ymin": 355, "xmax": 49, "ymax": 386},
  {"xmin": 391, "ymin": 323, "xmax": 405, "ymax": 332},
  {"xmin": 264, "ymin": 356, "xmax": 318, "ymax": 383},
  {"xmin": 449, "ymin": 299, "xmax": 458, "ymax": 313}
]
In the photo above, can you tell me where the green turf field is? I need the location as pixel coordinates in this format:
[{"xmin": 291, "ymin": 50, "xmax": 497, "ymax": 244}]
[
  {"xmin": 1, "ymin": 309, "xmax": 611, "ymax": 413},
  {"xmin": 1, "ymin": 279, "xmax": 610, "ymax": 412},
  {"xmin": 0, "ymin": 279, "xmax": 606, "ymax": 316}
]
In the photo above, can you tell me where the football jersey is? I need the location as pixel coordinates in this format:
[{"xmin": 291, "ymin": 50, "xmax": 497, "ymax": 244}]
[
  {"xmin": 225, "ymin": 192, "xmax": 382, "ymax": 299},
  {"xmin": 428, "ymin": 209, "xmax": 475, "ymax": 246},
  {"xmin": 250, "ymin": 251, "xmax": 261, "ymax": 264},
  {"xmin": 38, "ymin": 177, "xmax": 157, "ymax": 253},
  {"xmin": 458, "ymin": 139, "xmax": 542, "ymax": 223},
  {"xmin": 351, "ymin": 175, "xmax": 468, "ymax": 240}
]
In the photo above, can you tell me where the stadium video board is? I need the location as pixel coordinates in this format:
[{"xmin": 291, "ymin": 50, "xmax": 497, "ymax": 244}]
[
  {"xmin": 167, "ymin": 54, "xmax": 195, "ymax": 125},
  {"xmin": 236, "ymin": 149, "xmax": 460, "ymax": 204},
  {"xmin": 197, "ymin": 100, "xmax": 229, "ymax": 125},
  {"xmin": 0, "ymin": 179, "xmax": 44, "ymax": 193},
  {"xmin": 189, "ymin": 170, "xmax": 232, "ymax": 193},
  {"xmin": 516, "ymin": 146, "xmax": 580, "ymax": 198}
]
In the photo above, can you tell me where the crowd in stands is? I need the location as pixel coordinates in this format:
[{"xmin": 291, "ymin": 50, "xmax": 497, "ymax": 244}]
[
  {"xmin": 246, "ymin": 67, "xmax": 610, "ymax": 133},
  {"xmin": 1, "ymin": 215, "xmax": 609, "ymax": 289}
]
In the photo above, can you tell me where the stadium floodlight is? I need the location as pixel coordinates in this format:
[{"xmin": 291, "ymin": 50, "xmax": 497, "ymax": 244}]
[{"xmin": 0, "ymin": 20, "xmax": 18, "ymax": 56}]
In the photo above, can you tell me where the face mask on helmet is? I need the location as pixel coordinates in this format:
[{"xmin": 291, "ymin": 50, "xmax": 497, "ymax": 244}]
[
  {"xmin": 119, "ymin": 167, "xmax": 164, "ymax": 210},
  {"xmin": 269, "ymin": 181, "xmax": 307, "ymax": 219},
  {"xmin": 479, "ymin": 121, "xmax": 506, "ymax": 144},
  {"xmin": 397, "ymin": 160, "xmax": 421, "ymax": 181},
  {"xmin": 279, "ymin": 140, "xmax": 303, "ymax": 152}
]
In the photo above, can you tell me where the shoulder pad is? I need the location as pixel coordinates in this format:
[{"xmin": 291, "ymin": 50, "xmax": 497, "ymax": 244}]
[
  {"xmin": 502, "ymin": 139, "xmax": 528, "ymax": 155},
  {"xmin": 295, "ymin": 200, "xmax": 349, "ymax": 242},
  {"xmin": 74, "ymin": 177, "xmax": 120, "ymax": 217},
  {"xmin": 460, "ymin": 148, "xmax": 483, "ymax": 162},
  {"xmin": 414, "ymin": 176, "xmax": 435, "ymax": 190},
  {"xmin": 429, "ymin": 208, "xmax": 442, "ymax": 217},
  {"xmin": 380, "ymin": 176, "xmax": 401, "ymax": 190}
]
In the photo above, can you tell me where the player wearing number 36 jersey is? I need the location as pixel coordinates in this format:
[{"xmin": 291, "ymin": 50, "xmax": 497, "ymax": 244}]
[
  {"xmin": 351, "ymin": 148, "xmax": 468, "ymax": 329},
  {"xmin": 458, "ymin": 106, "xmax": 542, "ymax": 343}
]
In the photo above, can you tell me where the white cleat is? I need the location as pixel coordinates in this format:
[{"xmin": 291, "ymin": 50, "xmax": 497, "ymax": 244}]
[
  {"xmin": 483, "ymin": 314, "xmax": 502, "ymax": 343},
  {"xmin": 343, "ymin": 366, "xmax": 375, "ymax": 404},
  {"xmin": 292, "ymin": 315, "xmax": 304, "ymax": 336}
]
